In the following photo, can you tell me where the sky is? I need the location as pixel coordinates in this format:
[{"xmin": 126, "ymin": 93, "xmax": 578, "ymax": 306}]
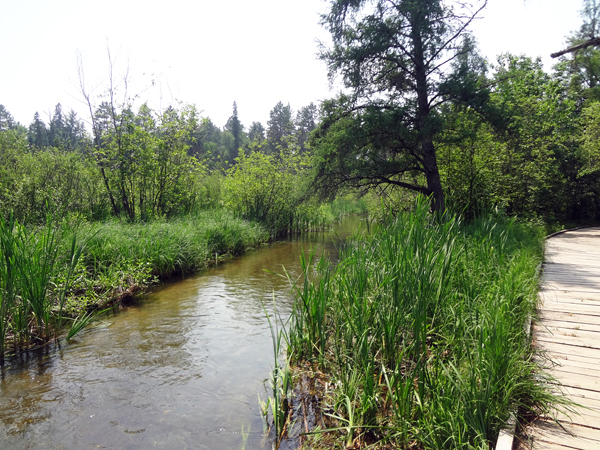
[{"xmin": 0, "ymin": 0, "xmax": 584, "ymax": 130}]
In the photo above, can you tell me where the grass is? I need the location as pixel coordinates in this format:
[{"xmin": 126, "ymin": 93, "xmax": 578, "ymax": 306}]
[
  {"xmin": 0, "ymin": 209, "xmax": 270, "ymax": 357},
  {"xmin": 0, "ymin": 214, "xmax": 82, "ymax": 355},
  {"xmin": 279, "ymin": 199, "xmax": 560, "ymax": 449}
]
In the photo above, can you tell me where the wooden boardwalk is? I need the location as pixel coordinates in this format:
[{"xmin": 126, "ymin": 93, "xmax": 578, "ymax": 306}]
[{"xmin": 524, "ymin": 228, "xmax": 600, "ymax": 449}]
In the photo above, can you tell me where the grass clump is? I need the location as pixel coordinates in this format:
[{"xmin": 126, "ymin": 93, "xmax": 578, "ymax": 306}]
[
  {"xmin": 0, "ymin": 210, "xmax": 269, "ymax": 356},
  {"xmin": 65, "ymin": 210, "xmax": 270, "ymax": 313},
  {"xmin": 282, "ymin": 199, "xmax": 556, "ymax": 449}
]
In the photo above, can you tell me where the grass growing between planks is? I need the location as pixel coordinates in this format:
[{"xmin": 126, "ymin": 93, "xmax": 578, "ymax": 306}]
[{"xmin": 279, "ymin": 200, "xmax": 559, "ymax": 449}]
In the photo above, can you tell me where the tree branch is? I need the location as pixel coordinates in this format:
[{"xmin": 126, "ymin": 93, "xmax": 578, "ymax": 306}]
[{"xmin": 551, "ymin": 37, "xmax": 600, "ymax": 58}]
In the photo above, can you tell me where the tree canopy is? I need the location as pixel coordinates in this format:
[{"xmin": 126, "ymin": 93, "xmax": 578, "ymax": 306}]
[{"xmin": 310, "ymin": 0, "xmax": 488, "ymax": 213}]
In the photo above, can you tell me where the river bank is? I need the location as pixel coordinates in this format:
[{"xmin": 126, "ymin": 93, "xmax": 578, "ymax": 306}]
[
  {"xmin": 270, "ymin": 204, "xmax": 561, "ymax": 449},
  {"xmin": 0, "ymin": 210, "xmax": 271, "ymax": 356},
  {"xmin": 0, "ymin": 215, "xmax": 363, "ymax": 450}
]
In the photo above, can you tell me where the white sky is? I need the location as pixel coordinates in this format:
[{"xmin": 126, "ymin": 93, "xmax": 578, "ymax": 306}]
[{"xmin": 0, "ymin": 0, "xmax": 584, "ymax": 130}]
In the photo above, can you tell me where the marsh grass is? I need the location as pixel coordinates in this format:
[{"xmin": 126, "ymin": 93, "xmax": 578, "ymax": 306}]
[
  {"xmin": 261, "ymin": 299, "xmax": 294, "ymax": 449},
  {"xmin": 0, "ymin": 214, "xmax": 83, "ymax": 355},
  {"xmin": 0, "ymin": 210, "xmax": 269, "ymax": 356},
  {"xmin": 285, "ymin": 199, "xmax": 559, "ymax": 449}
]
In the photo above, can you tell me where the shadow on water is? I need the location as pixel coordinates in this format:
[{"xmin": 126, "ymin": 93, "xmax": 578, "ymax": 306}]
[{"xmin": 0, "ymin": 216, "xmax": 364, "ymax": 450}]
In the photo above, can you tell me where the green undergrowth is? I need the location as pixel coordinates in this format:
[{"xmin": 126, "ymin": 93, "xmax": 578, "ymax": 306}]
[
  {"xmin": 65, "ymin": 210, "xmax": 270, "ymax": 314},
  {"xmin": 273, "ymin": 200, "xmax": 559, "ymax": 449},
  {"xmin": 0, "ymin": 210, "xmax": 269, "ymax": 355}
]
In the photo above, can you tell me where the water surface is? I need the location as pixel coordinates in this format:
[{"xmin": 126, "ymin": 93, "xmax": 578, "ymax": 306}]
[{"xmin": 0, "ymin": 216, "xmax": 362, "ymax": 449}]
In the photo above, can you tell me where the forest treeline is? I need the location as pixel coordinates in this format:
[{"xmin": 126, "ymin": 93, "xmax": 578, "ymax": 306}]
[
  {"xmin": 0, "ymin": 99, "xmax": 324, "ymax": 229},
  {"xmin": 3, "ymin": 35, "xmax": 600, "ymax": 227}
]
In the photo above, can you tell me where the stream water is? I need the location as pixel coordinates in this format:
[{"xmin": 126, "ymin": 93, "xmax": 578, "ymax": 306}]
[{"xmin": 0, "ymin": 216, "xmax": 363, "ymax": 450}]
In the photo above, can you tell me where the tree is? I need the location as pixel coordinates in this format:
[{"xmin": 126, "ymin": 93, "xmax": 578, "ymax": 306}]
[
  {"xmin": 248, "ymin": 121, "xmax": 266, "ymax": 145},
  {"xmin": 553, "ymin": 0, "xmax": 600, "ymax": 102},
  {"xmin": 225, "ymin": 101, "xmax": 243, "ymax": 161},
  {"xmin": 266, "ymin": 101, "xmax": 294, "ymax": 154},
  {"xmin": 310, "ymin": 0, "xmax": 487, "ymax": 213},
  {"xmin": 552, "ymin": 0, "xmax": 600, "ymax": 59},
  {"xmin": 28, "ymin": 112, "xmax": 49, "ymax": 148},
  {"xmin": 295, "ymin": 103, "xmax": 318, "ymax": 153},
  {"xmin": 0, "ymin": 105, "xmax": 16, "ymax": 131},
  {"xmin": 49, "ymin": 103, "xmax": 65, "ymax": 147},
  {"xmin": 78, "ymin": 50, "xmax": 202, "ymax": 220}
]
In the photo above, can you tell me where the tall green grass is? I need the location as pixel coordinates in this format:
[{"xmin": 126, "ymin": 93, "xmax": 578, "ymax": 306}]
[
  {"xmin": 285, "ymin": 200, "xmax": 557, "ymax": 449},
  {"xmin": 62, "ymin": 210, "xmax": 269, "ymax": 315},
  {"xmin": 0, "ymin": 210, "xmax": 269, "ymax": 356},
  {"xmin": 0, "ymin": 214, "xmax": 82, "ymax": 355}
]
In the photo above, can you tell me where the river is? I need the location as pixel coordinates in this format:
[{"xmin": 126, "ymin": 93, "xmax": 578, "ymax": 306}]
[{"xmin": 0, "ymin": 216, "xmax": 363, "ymax": 450}]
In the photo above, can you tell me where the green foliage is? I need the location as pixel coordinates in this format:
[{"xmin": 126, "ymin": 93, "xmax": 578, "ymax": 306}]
[
  {"xmin": 223, "ymin": 147, "xmax": 319, "ymax": 234},
  {"xmin": 0, "ymin": 214, "xmax": 83, "ymax": 355},
  {"xmin": 0, "ymin": 130, "xmax": 107, "ymax": 223},
  {"xmin": 91, "ymin": 102, "xmax": 204, "ymax": 221},
  {"xmin": 312, "ymin": 0, "xmax": 488, "ymax": 213},
  {"xmin": 266, "ymin": 102, "xmax": 294, "ymax": 155},
  {"xmin": 286, "ymin": 200, "xmax": 558, "ymax": 448},
  {"xmin": 438, "ymin": 54, "xmax": 582, "ymax": 222}
]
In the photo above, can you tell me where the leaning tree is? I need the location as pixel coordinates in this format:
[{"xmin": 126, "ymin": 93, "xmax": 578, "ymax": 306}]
[{"xmin": 310, "ymin": 0, "xmax": 488, "ymax": 213}]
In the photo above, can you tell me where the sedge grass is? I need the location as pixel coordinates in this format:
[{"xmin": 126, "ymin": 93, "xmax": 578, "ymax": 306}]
[
  {"xmin": 284, "ymin": 199, "xmax": 559, "ymax": 449},
  {"xmin": 0, "ymin": 209, "xmax": 269, "ymax": 356},
  {"xmin": 0, "ymin": 214, "xmax": 83, "ymax": 355}
]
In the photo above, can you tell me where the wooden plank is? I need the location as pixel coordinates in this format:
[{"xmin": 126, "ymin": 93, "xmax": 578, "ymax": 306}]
[
  {"xmin": 536, "ymin": 319, "xmax": 600, "ymax": 333},
  {"xmin": 539, "ymin": 294, "xmax": 600, "ymax": 304},
  {"xmin": 537, "ymin": 311, "xmax": 600, "ymax": 326},
  {"xmin": 542, "ymin": 283, "xmax": 600, "ymax": 292},
  {"xmin": 537, "ymin": 303, "xmax": 600, "ymax": 316},
  {"xmin": 545, "ymin": 370, "xmax": 600, "ymax": 392},
  {"xmin": 548, "ymin": 409, "xmax": 600, "ymax": 430},
  {"xmin": 543, "ymin": 358, "xmax": 600, "ymax": 376},
  {"xmin": 537, "ymin": 327, "xmax": 600, "ymax": 341},
  {"xmin": 526, "ymin": 419, "xmax": 600, "ymax": 447},
  {"xmin": 531, "ymin": 442, "xmax": 588, "ymax": 450},
  {"xmin": 536, "ymin": 330, "xmax": 600, "ymax": 351},
  {"xmin": 542, "ymin": 287, "xmax": 600, "ymax": 294},
  {"xmin": 539, "ymin": 299, "xmax": 600, "ymax": 310},
  {"xmin": 545, "ymin": 361, "xmax": 600, "ymax": 379},
  {"xmin": 536, "ymin": 340, "xmax": 600, "ymax": 364},
  {"xmin": 540, "ymin": 352, "xmax": 600, "ymax": 370},
  {"xmin": 555, "ymin": 385, "xmax": 600, "ymax": 403}
]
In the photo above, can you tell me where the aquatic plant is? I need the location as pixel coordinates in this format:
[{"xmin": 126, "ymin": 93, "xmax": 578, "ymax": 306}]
[
  {"xmin": 0, "ymin": 214, "xmax": 83, "ymax": 355},
  {"xmin": 285, "ymin": 199, "xmax": 558, "ymax": 448}
]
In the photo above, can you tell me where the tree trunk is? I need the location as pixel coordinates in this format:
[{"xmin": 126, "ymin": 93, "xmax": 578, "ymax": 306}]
[{"xmin": 411, "ymin": 8, "xmax": 446, "ymax": 215}]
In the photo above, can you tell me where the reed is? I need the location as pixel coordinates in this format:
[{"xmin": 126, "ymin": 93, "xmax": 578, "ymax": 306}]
[
  {"xmin": 0, "ymin": 210, "xmax": 269, "ymax": 356},
  {"xmin": 286, "ymin": 199, "xmax": 557, "ymax": 449},
  {"xmin": 0, "ymin": 214, "xmax": 83, "ymax": 355}
]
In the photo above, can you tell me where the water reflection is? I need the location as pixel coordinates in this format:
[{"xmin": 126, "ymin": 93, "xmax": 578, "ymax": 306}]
[{"xmin": 0, "ymin": 216, "xmax": 362, "ymax": 449}]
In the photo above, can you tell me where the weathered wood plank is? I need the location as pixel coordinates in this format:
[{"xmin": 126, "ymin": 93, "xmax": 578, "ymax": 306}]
[
  {"xmin": 531, "ymin": 442, "xmax": 587, "ymax": 450},
  {"xmin": 545, "ymin": 370, "xmax": 600, "ymax": 391},
  {"xmin": 544, "ymin": 361, "xmax": 600, "ymax": 379},
  {"xmin": 537, "ymin": 311, "xmax": 600, "ymax": 326},
  {"xmin": 537, "ymin": 319, "xmax": 600, "ymax": 333},
  {"xmin": 536, "ymin": 330, "xmax": 600, "ymax": 351},
  {"xmin": 536, "ymin": 341, "xmax": 600, "ymax": 362},
  {"xmin": 529, "ymin": 228, "xmax": 600, "ymax": 450},
  {"xmin": 547, "ymin": 409, "xmax": 600, "ymax": 429},
  {"xmin": 526, "ymin": 419, "xmax": 600, "ymax": 447}
]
